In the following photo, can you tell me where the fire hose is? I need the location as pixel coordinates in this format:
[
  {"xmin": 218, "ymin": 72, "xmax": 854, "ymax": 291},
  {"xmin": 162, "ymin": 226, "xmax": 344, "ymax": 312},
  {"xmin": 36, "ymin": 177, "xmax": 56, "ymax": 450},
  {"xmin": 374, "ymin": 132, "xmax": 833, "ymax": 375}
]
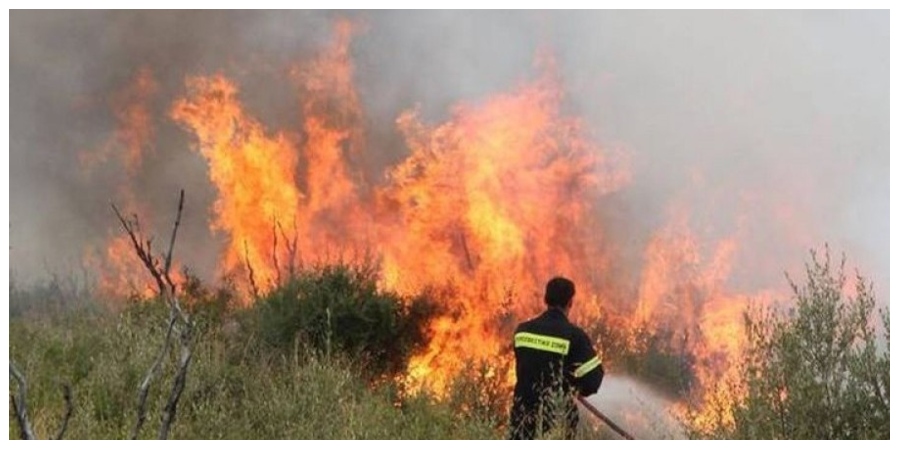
[{"xmin": 576, "ymin": 395, "xmax": 635, "ymax": 440}]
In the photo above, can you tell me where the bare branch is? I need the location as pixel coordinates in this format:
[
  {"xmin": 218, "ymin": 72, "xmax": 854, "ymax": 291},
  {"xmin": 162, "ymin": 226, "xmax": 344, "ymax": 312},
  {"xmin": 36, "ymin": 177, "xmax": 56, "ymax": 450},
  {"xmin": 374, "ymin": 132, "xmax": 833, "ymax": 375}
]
[
  {"xmin": 277, "ymin": 219, "xmax": 299, "ymax": 279},
  {"xmin": 10, "ymin": 396, "xmax": 29, "ymax": 440},
  {"xmin": 458, "ymin": 230, "xmax": 475, "ymax": 272},
  {"xmin": 131, "ymin": 309, "xmax": 178, "ymax": 440},
  {"xmin": 163, "ymin": 190, "xmax": 185, "ymax": 277},
  {"xmin": 112, "ymin": 191, "xmax": 185, "ymax": 303},
  {"xmin": 115, "ymin": 190, "xmax": 194, "ymax": 440},
  {"xmin": 54, "ymin": 384, "xmax": 73, "ymax": 440},
  {"xmin": 9, "ymin": 361, "xmax": 36, "ymax": 440},
  {"xmin": 272, "ymin": 220, "xmax": 281, "ymax": 287},
  {"xmin": 158, "ymin": 327, "xmax": 193, "ymax": 440},
  {"xmin": 244, "ymin": 240, "xmax": 260, "ymax": 299},
  {"xmin": 112, "ymin": 203, "xmax": 167, "ymax": 295}
]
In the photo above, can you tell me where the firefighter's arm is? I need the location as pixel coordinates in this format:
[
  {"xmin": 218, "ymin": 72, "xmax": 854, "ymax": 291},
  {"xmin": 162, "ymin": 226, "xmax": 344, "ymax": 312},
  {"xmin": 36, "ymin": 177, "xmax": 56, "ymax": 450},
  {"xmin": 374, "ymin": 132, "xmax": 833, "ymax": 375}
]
[{"xmin": 570, "ymin": 330, "xmax": 604, "ymax": 396}]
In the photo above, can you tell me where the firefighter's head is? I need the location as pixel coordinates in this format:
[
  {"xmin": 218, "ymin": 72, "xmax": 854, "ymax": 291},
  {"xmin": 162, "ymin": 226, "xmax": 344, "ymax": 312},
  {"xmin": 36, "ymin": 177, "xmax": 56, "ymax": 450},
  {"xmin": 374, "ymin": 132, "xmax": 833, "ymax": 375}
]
[{"xmin": 544, "ymin": 276, "xmax": 575, "ymax": 312}]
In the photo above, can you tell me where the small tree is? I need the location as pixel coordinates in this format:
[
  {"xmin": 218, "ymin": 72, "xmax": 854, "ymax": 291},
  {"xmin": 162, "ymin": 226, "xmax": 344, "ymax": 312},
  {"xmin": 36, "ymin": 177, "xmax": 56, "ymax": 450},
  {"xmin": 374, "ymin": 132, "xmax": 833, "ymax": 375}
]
[{"xmin": 687, "ymin": 247, "xmax": 889, "ymax": 439}]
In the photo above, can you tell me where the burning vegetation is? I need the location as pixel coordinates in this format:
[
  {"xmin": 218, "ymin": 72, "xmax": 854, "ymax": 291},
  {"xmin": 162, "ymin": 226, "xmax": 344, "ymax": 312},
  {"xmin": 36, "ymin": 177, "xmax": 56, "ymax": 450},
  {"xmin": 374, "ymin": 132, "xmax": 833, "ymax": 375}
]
[
  {"xmin": 12, "ymin": 15, "xmax": 887, "ymax": 439},
  {"xmin": 80, "ymin": 19, "xmax": 794, "ymax": 421}
]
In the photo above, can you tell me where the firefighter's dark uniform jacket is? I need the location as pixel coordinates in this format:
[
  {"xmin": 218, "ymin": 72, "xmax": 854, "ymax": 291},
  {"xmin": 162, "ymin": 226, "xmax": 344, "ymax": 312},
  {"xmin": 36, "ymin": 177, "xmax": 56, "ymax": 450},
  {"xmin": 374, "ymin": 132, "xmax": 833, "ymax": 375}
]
[{"xmin": 509, "ymin": 307, "xmax": 603, "ymax": 439}]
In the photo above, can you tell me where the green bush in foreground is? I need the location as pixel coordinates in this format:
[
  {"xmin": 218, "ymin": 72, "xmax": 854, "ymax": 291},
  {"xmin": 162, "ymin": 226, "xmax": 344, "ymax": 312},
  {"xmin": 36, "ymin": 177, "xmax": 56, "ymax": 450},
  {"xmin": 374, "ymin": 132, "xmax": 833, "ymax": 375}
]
[
  {"xmin": 248, "ymin": 262, "xmax": 438, "ymax": 380},
  {"xmin": 14, "ymin": 248, "xmax": 885, "ymax": 440},
  {"xmin": 685, "ymin": 248, "xmax": 889, "ymax": 439},
  {"xmin": 8, "ymin": 305, "xmax": 500, "ymax": 439}
]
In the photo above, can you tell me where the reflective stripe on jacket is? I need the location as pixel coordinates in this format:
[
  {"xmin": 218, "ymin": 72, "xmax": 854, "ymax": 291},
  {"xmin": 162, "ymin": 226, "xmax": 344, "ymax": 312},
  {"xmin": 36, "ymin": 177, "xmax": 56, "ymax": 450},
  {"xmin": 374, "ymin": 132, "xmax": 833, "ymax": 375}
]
[{"xmin": 509, "ymin": 308, "xmax": 603, "ymax": 439}]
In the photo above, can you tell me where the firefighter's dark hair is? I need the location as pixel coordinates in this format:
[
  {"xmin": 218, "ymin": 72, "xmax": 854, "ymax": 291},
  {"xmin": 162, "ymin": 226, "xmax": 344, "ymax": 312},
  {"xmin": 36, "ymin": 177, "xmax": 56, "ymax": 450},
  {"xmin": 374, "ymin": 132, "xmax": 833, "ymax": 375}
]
[{"xmin": 544, "ymin": 277, "xmax": 575, "ymax": 308}]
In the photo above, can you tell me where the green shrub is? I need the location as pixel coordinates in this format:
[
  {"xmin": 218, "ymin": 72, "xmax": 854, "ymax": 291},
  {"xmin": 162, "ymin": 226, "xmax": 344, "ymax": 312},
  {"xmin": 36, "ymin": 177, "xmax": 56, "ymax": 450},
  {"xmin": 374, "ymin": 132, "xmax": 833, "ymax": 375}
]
[
  {"xmin": 684, "ymin": 247, "xmax": 890, "ymax": 439},
  {"xmin": 445, "ymin": 357, "xmax": 513, "ymax": 429},
  {"xmin": 248, "ymin": 262, "xmax": 438, "ymax": 379},
  {"xmin": 9, "ymin": 308, "xmax": 500, "ymax": 439}
]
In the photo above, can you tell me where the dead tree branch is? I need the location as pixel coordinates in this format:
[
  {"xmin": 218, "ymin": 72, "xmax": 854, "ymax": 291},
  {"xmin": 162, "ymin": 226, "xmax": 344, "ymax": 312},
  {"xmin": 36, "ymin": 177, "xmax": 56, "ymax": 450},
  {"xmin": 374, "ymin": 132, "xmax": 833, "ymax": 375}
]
[
  {"xmin": 272, "ymin": 221, "xmax": 281, "ymax": 287},
  {"xmin": 458, "ymin": 230, "xmax": 475, "ymax": 272},
  {"xmin": 113, "ymin": 189, "xmax": 194, "ymax": 440},
  {"xmin": 130, "ymin": 309, "xmax": 178, "ymax": 440},
  {"xmin": 54, "ymin": 384, "xmax": 73, "ymax": 440},
  {"xmin": 10, "ymin": 362, "xmax": 74, "ymax": 440},
  {"xmin": 244, "ymin": 240, "xmax": 260, "ymax": 300},
  {"xmin": 158, "ymin": 328, "xmax": 193, "ymax": 440},
  {"xmin": 277, "ymin": 220, "xmax": 300, "ymax": 279},
  {"xmin": 9, "ymin": 361, "xmax": 35, "ymax": 440},
  {"xmin": 112, "ymin": 205, "xmax": 164, "ymax": 295},
  {"xmin": 162, "ymin": 190, "xmax": 185, "ymax": 294}
]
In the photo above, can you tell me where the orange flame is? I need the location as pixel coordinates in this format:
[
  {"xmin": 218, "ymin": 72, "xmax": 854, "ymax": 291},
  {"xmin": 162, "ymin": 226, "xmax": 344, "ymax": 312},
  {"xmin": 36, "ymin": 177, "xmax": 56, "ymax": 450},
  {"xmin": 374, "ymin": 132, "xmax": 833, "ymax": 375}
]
[
  {"xmin": 81, "ymin": 67, "xmax": 161, "ymax": 298},
  {"xmin": 83, "ymin": 234, "xmax": 156, "ymax": 298},
  {"xmin": 377, "ymin": 66, "xmax": 630, "ymax": 392},
  {"xmin": 291, "ymin": 18, "xmax": 370, "ymax": 258},
  {"xmin": 80, "ymin": 66, "xmax": 159, "ymax": 175},
  {"xmin": 171, "ymin": 75, "xmax": 302, "ymax": 291},
  {"xmin": 87, "ymin": 20, "xmax": 800, "ymax": 422}
]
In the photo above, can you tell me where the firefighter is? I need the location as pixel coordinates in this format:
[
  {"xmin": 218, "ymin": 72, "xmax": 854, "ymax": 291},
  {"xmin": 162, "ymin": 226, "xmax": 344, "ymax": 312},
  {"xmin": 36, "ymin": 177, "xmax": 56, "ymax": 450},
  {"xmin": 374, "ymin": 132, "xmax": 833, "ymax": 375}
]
[{"xmin": 509, "ymin": 276, "xmax": 604, "ymax": 440}]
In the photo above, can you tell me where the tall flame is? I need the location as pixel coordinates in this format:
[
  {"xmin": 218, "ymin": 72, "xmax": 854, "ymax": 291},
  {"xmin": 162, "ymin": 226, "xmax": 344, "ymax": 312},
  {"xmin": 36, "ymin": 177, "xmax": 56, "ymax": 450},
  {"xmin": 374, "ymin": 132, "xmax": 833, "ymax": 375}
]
[
  {"xmin": 378, "ymin": 67, "xmax": 630, "ymax": 391},
  {"xmin": 86, "ymin": 20, "xmax": 798, "ymax": 423},
  {"xmin": 81, "ymin": 67, "xmax": 160, "ymax": 298},
  {"xmin": 171, "ymin": 75, "xmax": 302, "ymax": 290},
  {"xmin": 291, "ymin": 18, "xmax": 370, "ymax": 258}
]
